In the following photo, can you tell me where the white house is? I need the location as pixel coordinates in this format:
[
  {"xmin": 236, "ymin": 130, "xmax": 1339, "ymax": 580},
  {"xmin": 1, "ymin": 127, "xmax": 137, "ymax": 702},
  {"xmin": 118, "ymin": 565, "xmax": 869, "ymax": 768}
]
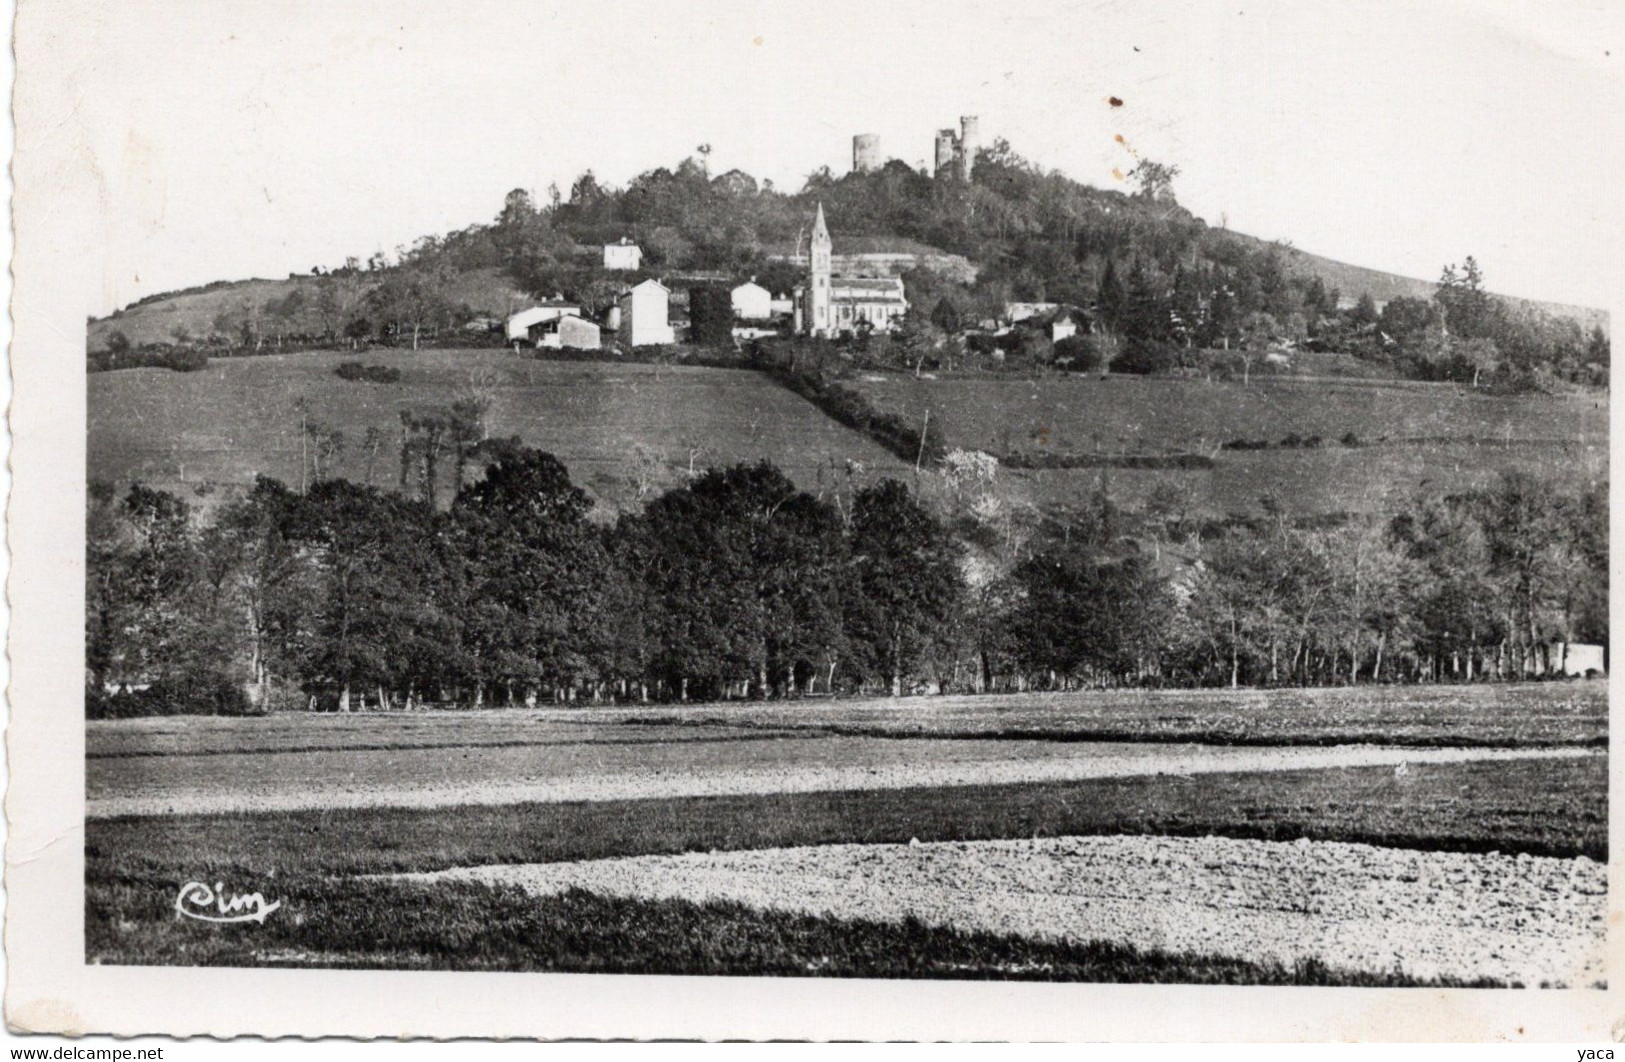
[
  {"xmin": 505, "ymin": 301, "xmax": 580, "ymax": 341},
  {"xmin": 731, "ymin": 281, "xmax": 773, "ymax": 320},
  {"xmin": 1547, "ymin": 642, "xmax": 1606, "ymax": 677},
  {"xmin": 618, "ymin": 279, "xmax": 674, "ymax": 346},
  {"xmin": 530, "ymin": 314, "xmax": 601, "ymax": 351},
  {"xmin": 603, "ymin": 238, "xmax": 643, "ymax": 272},
  {"xmin": 1005, "ymin": 301, "xmax": 1059, "ymax": 324},
  {"xmin": 1033, "ymin": 306, "xmax": 1088, "ymax": 342}
]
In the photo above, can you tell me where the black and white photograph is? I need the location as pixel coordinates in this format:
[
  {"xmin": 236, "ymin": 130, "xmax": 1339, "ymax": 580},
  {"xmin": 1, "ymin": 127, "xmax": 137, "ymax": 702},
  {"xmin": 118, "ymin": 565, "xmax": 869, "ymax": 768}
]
[{"xmin": 6, "ymin": 0, "xmax": 1622, "ymax": 1042}]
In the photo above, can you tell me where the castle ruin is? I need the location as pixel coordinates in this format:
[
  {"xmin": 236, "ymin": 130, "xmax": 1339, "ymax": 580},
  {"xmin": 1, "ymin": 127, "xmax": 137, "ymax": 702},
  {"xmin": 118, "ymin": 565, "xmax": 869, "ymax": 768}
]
[
  {"xmin": 852, "ymin": 133, "xmax": 883, "ymax": 174},
  {"xmin": 849, "ymin": 116, "xmax": 981, "ymax": 180},
  {"xmin": 934, "ymin": 115, "xmax": 979, "ymax": 181}
]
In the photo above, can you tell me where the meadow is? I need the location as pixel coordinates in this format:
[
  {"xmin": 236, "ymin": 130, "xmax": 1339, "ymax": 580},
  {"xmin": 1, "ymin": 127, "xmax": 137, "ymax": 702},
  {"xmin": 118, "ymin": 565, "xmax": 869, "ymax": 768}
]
[
  {"xmin": 86, "ymin": 682, "xmax": 1606, "ymax": 982},
  {"xmin": 87, "ymin": 350, "xmax": 911, "ymax": 514},
  {"xmin": 91, "ymin": 681, "xmax": 1607, "ymax": 758},
  {"xmin": 89, "ymin": 350, "xmax": 1607, "ymax": 522},
  {"xmin": 853, "ymin": 372, "xmax": 1608, "ymax": 514}
]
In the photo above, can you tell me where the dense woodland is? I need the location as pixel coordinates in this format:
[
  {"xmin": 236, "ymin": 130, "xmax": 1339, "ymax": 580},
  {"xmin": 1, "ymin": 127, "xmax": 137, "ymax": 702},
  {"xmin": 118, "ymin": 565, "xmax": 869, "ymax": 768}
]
[
  {"xmin": 89, "ymin": 435, "xmax": 1606, "ymax": 715},
  {"xmin": 96, "ymin": 143, "xmax": 1609, "ymax": 390}
]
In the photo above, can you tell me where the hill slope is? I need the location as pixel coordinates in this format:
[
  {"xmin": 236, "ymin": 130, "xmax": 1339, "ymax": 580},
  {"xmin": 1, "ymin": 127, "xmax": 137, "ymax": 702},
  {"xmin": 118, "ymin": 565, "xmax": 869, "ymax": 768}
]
[
  {"xmin": 1272, "ymin": 243, "xmax": 1607, "ymax": 330},
  {"xmin": 89, "ymin": 236, "xmax": 1606, "ymax": 355},
  {"xmin": 89, "ymin": 351, "xmax": 1605, "ymax": 520},
  {"xmin": 89, "ymin": 267, "xmax": 532, "ymax": 352},
  {"xmin": 850, "ymin": 371, "xmax": 1607, "ymax": 516},
  {"xmin": 87, "ymin": 350, "xmax": 913, "ymax": 515}
]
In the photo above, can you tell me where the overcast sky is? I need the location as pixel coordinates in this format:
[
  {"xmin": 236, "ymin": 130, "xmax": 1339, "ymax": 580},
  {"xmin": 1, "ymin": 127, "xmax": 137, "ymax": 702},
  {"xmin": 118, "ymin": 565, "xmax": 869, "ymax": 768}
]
[{"xmin": 68, "ymin": 0, "xmax": 1623, "ymax": 314}]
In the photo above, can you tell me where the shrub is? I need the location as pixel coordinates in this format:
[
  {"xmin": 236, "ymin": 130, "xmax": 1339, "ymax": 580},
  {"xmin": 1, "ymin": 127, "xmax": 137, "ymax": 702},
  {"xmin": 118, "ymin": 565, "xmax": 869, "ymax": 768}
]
[
  {"xmin": 1013, "ymin": 330, "xmax": 1054, "ymax": 367},
  {"xmin": 1053, "ymin": 334, "xmax": 1098, "ymax": 372},
  {"xmin": 88, "ymin": 344, "xmax": 209, "ymax": 374},
  {"xmin": 689, "ymin": 286, "xmax": 735, "ymax": 347},
  {"xmin": 965, "ymin": 333, "xmax": 1000, "ymax": 356},
  {"xmin": 87, "ymin": 671, "xmax": 259, "ymax": 719},
  {"xmin": 1114, "ymin": 339, "xmax": 1179, "ymax": 375},
  {"xmin": 765, "ymin": 367, "xmax": 946, "ymax": 465},
  {"xmin": 335, "ymin": 361, "xmax": 402, "ymax": 384},
  {"xmin": 1001, "ymin": 450, "xmax": 1215, "ymax": 470}
]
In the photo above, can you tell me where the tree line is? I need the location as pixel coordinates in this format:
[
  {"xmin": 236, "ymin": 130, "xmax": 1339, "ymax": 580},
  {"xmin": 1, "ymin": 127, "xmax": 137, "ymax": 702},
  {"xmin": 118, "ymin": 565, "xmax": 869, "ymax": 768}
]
[{"xmin": 88, "ymin": 446, "xmax": 1605, "ymax": 716}]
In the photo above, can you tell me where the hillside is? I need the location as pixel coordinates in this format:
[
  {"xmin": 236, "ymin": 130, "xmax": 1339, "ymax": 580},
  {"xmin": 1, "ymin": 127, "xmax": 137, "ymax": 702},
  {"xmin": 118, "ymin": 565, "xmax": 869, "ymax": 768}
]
[
  {"xmin": 85, "ymin": 142, "xmax": 1608, "ymax": 520},
  {"xmin": 1270, "ymin": 242, "xmax": 1607, "ymax": 331},
  {"xmin": 90, "ymin": 267, "xmax": 532, "ymax": 352},
  {"xmin": 89, "ymin": 233, "xmax": 1606, "ymax": 355},
  {"xmin": 88, "ymin": 349, "xmax": 1604, "ymax": 521},
  {"xmin": 87, "ymin": 137, "xmax": 1610, "ymax": 360},
  {"xmin": 87, "ymin": 350, "xmax": 913, "ymax": 516},
  {"xmin": 850, "ymin": 371, "xmax": 1607, "ymax": 516}
]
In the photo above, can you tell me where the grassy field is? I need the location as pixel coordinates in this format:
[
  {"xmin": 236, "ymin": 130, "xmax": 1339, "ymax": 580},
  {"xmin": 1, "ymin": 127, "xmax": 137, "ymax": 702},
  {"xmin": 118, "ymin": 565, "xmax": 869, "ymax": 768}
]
[
  {"xmin": 88, "ymin": 350, "xmax": 911, "ymax": 514},
  {"xmin": 85, "ymin": 683, "xmax": 1607, "ymax": 981},
  {"xmin": 90, "ymin": 682, "xmax": 1607, "ymax": 760},
  {"xmin": 87, "ymin": 755, "xmax": 1608, "ymax": 876},
  {"xmin": 89, "ymin": 348, "xmax": 1606, "ymax": 521},
  {"xmin": 852, "ymin": 373, "xmax": 1607, "ymax": 515},
  {"xmin": 84, "ymin": 878, "xmax": 1505, "ymax": 986},
  {"xmin": 615, "ymin": 680, "xmax": 1608, "ymax": 749},
  {"xmin": 86, "ymin": 683, "xmax": 1605, "ymax": 820},
  {"xmin": 85, "ymin": 757, "xmax": 1604, "ymax": 979}
]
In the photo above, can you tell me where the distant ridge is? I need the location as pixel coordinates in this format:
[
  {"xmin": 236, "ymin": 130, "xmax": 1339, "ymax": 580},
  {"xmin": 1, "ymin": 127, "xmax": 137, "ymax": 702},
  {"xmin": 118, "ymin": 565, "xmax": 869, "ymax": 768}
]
[{"xmin": 1244, "ymin": 237, "xmax": 1609, "ymax": 331}]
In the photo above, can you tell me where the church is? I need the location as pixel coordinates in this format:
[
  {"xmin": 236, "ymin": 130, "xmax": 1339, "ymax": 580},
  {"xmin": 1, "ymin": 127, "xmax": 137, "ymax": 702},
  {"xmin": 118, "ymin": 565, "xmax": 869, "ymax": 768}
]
[{"xmin": 795, "ymin": 204, "xmax": 909, "ymax": 337}]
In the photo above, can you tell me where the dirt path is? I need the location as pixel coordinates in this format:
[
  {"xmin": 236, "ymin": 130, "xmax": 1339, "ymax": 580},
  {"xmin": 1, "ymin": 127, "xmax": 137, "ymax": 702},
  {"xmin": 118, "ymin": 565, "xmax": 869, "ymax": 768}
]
[
  {"xmin": 398, "ymin": 834, "xmax": 1606, "ymax": 987},
  {"xmin": 86, "ymin": 741, "xmax": 1600, "ymax": 819}
]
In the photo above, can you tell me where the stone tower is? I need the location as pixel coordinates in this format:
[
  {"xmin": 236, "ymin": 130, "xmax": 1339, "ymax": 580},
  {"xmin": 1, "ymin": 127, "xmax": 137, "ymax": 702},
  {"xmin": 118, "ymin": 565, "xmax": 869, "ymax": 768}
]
[
  {"xmin": 804, "ymin": 203, "xmax": 832, "ymax": 336},
  {"xmin": 958, "ymin": 115, "xmax": 980, "ymax": 180},
  {"xmin": 852, "ymin": 133, "xmax": 882, "ymax": 174},
  {"xmin": 934, "ymin": 128, "xmax": 958, "ymax": 177}
]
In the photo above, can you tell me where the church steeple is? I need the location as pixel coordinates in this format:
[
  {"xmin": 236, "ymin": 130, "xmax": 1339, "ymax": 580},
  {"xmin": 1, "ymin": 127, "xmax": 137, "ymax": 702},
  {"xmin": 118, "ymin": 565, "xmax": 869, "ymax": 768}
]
[{"xmin": 804, "ymin": 202, "xmax": 832, "ymax": 336}]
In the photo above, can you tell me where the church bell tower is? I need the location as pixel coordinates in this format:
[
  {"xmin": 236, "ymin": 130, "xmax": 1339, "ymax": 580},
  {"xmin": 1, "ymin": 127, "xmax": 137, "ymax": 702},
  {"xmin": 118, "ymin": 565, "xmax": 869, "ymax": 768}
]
[{"xmin": 804, "ymin": 203, "xmax": 832, "ymax": 337}]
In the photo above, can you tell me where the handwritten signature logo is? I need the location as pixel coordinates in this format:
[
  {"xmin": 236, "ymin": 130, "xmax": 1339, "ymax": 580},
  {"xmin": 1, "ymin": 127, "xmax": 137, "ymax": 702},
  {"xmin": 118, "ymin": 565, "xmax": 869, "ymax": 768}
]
[{"xmin": 175, "ymin": 881, "xmax": 282, "ymax": 924}]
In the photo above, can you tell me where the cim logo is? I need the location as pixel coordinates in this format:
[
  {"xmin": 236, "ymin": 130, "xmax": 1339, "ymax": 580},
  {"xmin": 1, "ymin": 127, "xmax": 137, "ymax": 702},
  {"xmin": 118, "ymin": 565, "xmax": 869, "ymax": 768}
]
[{"xmin": 175, "ymin": 880, "xmax": 282, "ymax": 924}]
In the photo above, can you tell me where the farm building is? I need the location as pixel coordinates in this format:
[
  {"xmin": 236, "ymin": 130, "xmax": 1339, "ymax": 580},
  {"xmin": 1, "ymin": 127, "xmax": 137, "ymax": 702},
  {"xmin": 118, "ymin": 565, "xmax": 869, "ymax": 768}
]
[
  {"xmin": 1005, "ymin": 302, "xmax": 1059, "ymax": 324},
  {"xmin": 618, "ymin": 278, "xmax": 675, "ymax": 346},
  {"xmin": 1546, "ymin": 642, "xmax": 1606, "ymax": 677},
  {"xmin": 505, "ymin": 301, "xmax": 580, "ymax": 341},
  {"xmin": 731, "ymin": 281, "xmax": 773, "ymax": 320},
  {"xmin": 1033, "ymin": 305, "xmax": 1090, "ymax": 342},
  {"xmin": 603, "ymin": 238, "xmax": 643, "ymax": 271},
  {"xmin": 529, "ymin": 313, "xmax": 601, "ymax": 351}
]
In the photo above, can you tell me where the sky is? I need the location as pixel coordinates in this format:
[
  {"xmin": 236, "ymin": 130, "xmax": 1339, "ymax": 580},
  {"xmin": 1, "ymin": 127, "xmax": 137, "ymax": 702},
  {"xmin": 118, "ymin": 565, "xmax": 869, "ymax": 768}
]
[{"xmin": 59, "ymin": 0, "xmax": 1624, "ymax": 315}]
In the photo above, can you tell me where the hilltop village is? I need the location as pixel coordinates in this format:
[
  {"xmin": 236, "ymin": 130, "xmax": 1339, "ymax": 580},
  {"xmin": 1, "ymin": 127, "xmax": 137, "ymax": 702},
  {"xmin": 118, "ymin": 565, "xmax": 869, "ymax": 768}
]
[
  {"xmin": 499, "ymin": 118, "xmax": 988, "ymax": 354},
  {"xmin": 91, "ymin": 113, "xmax": 1607, "ymax": 394}
]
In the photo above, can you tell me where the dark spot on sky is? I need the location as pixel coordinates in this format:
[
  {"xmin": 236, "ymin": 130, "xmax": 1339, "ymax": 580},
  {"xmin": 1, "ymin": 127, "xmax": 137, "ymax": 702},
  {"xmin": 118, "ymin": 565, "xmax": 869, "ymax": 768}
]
[{"xmin": 1109, "ymin": 97, "xmax": 1124, "ymax": 107}]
